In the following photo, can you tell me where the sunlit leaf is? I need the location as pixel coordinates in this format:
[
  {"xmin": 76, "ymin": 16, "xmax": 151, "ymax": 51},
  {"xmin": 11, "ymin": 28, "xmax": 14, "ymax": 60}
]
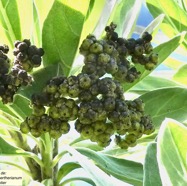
[
  {"xmin": 130, "ymin": 75, "xmax": 180, "ymax": 94},
  {"xmin": 42, "ymin": 0, "xmax": 90, "ymax": 76},
  {"xmin": 108, "ymin": 0, "xmax": 142, "ymax": 37},
  {"xmin": 157, "ymin": 118, "xmax": 187, "ymax": 185},
  {"xmin": 173, "ymin": 64, "xmax": 187, "ymax": 86},
  {"xmin": 143, "ymin": 143, "xmax": 162, "ymax": 186},
  {"xmin": 76, "ymin": 147, "xmax": 143, "ymax": 186},
  {"xmin": 141, "ymin": 87, "xmax": 187, "ymax": 128},
  {"xmin": 66, "ymin": 146, "xmax": 118, "ymax": 186},
  {"xmin": 141, "ymin": 14, "xmax": 165, "ymax": 37},
  {"xmin": 57, "ymin": 162, "xmax": 81, "ymax": 183},
  {"xmin": 0, "ymin": 0, "xmax": 21, "ymax": 47},
  {"xmin": 146, "ymin": 0, "xmax": 187, "ymax": 49}
]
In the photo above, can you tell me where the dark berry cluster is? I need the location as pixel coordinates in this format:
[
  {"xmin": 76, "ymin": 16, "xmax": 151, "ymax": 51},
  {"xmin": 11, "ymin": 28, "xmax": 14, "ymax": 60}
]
[
  {"xmin": 20, "ymin": 23, "xmax": 156, "ymax": 149},
  {"xmin": 0, "ymin": 40, "xmax": 44, "ymax": 104},
  {"xmin": 80, "ymin": 22, "xmax": 158, "ymax": 83},
  {"xmin": 13, "ymin": 39, "xmax": 44, "ymax": 72}
]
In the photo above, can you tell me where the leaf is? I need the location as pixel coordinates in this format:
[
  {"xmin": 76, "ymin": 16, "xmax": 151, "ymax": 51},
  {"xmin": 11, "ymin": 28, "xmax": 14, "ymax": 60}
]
[
  {"xmin": 9, "ymin": 94, "xmax": 32, "ymax": 120},
  {"xmin": 42, "ymin": 0, "xmax": 90, "ymax": 76},
  {"xmin": 0, "ymin": 0, "xmax": 21, "ymax": 47},
  {"xmin": 76, "ymin": 147, "xmax": 143, "ymax": 186},
  {"xmin": 141, "ymin": 14, "xmax": 165, "ymax": 36},
  {"xmin": 130, "ymin": 75, "xmax": 180, "ymax": 94},
  {"xmin": 173, "ymin": 64, "xmax": 187, "ymax": 86},
  {"xmin": 124, "ymin": 32, "xmax": 186, "ymax": 91},
  {"xmin": 57, "ymin": 162, "xmax": 81, "ymax": 183},
  {"xmin": 66, "ymin": 146, "xmax": 118, "ymax": 186},
  {"xmin": 146, "ymin": 0, "xmax": 187, "ymax": 34},
  {"xmin": 31, "ymin": 1, "xmax": 41, "ymax": 46},
  {"xmin": 59, "ymin": 176, "xmax": 96, "ymax": 186},
  {"xmin": 146, "ymin": 0, "xmax": 187, "ymax": 49},
  {"xmin": 0, "ymin": 135, "xmax": 26, "ymax": 155},
  {"xmin": 157, "ymin": 118, "xmax": 187, "ymax": 185},
  {"xmin": 163, "ymin": 57, "xmax": 185, "ymax": 70},
  {"xmin": 143, "ymin": 143, "xmax": 162, "ymax": 186},
  {"xmin": 140, "ymin": 87, "xmax": 187, "ymax": 128},
  {"xmin": 108, "ymin": 0, "xmax": 142, "ymax": 37},
  {"xmin": 82, "ymin": 0, "xmax": 106, "ymax": 37}
]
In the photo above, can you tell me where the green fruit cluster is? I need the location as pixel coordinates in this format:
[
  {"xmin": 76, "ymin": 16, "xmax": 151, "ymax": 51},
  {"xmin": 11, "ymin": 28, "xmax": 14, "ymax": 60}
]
[
  {"xmin": 0, "ymin": 40, "xmax": 43, "ymax": 104},
  {"xmin": 20, "ymin": 23, "xmax": 156, "ymax": 149},
  {"xmin": 80, "ymin": 22, "xmax": 158, "ymax": 83}
]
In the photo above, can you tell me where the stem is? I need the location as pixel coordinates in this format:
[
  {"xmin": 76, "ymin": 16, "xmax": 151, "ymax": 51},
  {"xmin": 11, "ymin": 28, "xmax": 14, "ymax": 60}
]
[
  {"xmin": 53, "ymin": 139, "xmax": 59, "ymax": 186},
  {"xmin": 40, "ymin": 133, "xmax": 53, "ymax": 180}
]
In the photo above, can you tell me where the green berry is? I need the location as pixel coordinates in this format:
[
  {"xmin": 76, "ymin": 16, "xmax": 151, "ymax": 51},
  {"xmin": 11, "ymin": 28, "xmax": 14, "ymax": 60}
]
[
  {"xmin": 89, "ymin": 42, "xmax": 103, "ymax": 54},
  {"xmin": 20, "ymin": 121, "xmax": 30, "ymax": 134},
  {"xmin": 98, "ymin": 53, "xmax": 110, "ymax": 65}
]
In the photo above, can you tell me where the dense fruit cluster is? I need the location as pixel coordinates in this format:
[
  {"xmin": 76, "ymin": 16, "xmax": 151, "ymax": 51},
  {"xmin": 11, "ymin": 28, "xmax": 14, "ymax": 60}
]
[
  {"xmin": 20, "ymin": 23, "xmax": 156, "ymax": 149},
  {"xmin": 0, "ymin": 40, "xmax": 44, "ymax": 104},
  {"xmin": 80, "ymin": 22, "xmax": 158, "ymax": 83}
]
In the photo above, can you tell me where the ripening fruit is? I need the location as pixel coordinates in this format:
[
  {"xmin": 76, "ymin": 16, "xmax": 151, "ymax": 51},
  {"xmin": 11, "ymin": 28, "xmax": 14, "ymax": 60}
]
[
  {"xmin": 20, "ymin": 121, "xmax": 30, "ymax": 134},
  {"xmin": 81, "ymin": 125, "xmax": 94, "ymax": 139},
  {"xmin": 89, "ymin": 42, "xmax": 103, "ymax": 54},
  {"xmin": 32, "ymin": 104, "xmax": 46, "ymax": 116}
]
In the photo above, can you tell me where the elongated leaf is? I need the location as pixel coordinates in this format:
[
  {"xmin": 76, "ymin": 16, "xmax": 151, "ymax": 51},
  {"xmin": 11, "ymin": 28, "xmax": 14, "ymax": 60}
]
[
  {"xmin": 81, "ymin": 0, "xmax": 106, "ymax": 39},
  {"xmin": 173, "ymin": 64, "xmax": 187, "ymax": 86},
  {"xmin": 108, "ymin": 0, "xmax": 142, "ymax": 37},
  {"xmin": 0, "ymin": 135, "xmax": 26, "ymax": 155},
  {"xmin": 143, "ymin": 143, "xmax": 162, "ymax": 186},
  {"xmin": 130, "ymin": 75, "xmax": 180, "ymax": 94},
  {"xmin": 146, "ymin": 0, "xmax": 187, "ymax": 35},
  {"xmin": 59, "ymin": 176, "xmax": 96, "ymax": 186},
  {"xmin": 140, "ymin": 87, "xmax": 187, "ymax": 128},
  {"xmin": 0, "ymin": 102, "xmax": 18, "ymax": 119},
  {"xmin": 146, "ymin": 0, "xmax": 187, "ymax": 49},
  {"xmin": 66, "ymin": 146, "xmax": 118, "ymax": 186},
  {"xmin": 42, "ymin": 0, "xmax": 90, "ymax": 76},
  {"xmin": 157, "ymin": 118, "xmax": 187, "ymax": 185},
  {"xmin": 141, "ymin": 14, "xmax": 165, "ymax": 36},
  {"xmin": 124, "ymin": 32, "xmax": 186, "ymax": 91},
  {"xmin": 0, "ymin": 0, "xmax": 21, "ymax": 47},
  {"xmin": 76, "ymin": 147, "xmax": 143, "ymax": 186},
  {"xmin": 57, "ymin": 162, "xmax": 81, "ymax": 183}
]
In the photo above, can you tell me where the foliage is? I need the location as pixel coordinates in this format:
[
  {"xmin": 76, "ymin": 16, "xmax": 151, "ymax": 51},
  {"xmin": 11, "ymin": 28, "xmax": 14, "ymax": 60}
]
[{"xmin": 0, "ymin": 0, "xmax": 186, "ymax": 186}]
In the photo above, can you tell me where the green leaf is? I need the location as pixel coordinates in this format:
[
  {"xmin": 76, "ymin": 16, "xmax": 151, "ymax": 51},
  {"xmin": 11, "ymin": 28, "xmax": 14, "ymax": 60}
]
[
  {"xmin": 173, "ymin": 64, "xmax": 187, "ymax": 86},
  {"xmin": 0, "ymin": 135, "xmax": 26, "ymax": 155},
  {"xmin": 42, "ymin": 0, "xmax": 90, "ymax": 76},
  {"xmin": 140, "ymin": 87, "xmax": 187, "ymax": 128},
  {"xmin": 157, "ymin": 118, "xmax": 187, "ymax": 185},
  {"xmin": 130, "ymin": 75, "xmax": 180, "ymax": 94},
  {"xmin": 59, "ymin": 177, "xmax": 96, "ymax": 186},
  {"xmin": 146, "ymin": 0, "xmax": 187, "ymax": 49},
  {"xmin": 57, "ymin": 162, "xmax": 81, "ymax": 183},
  {"xmin": 0, "ymin": 136, "xmax": 43, "ymax": 167},
  {"xmin": 66, "ymin": 146, "xmax": 119, "ymax": 186},
  {"xmin": 124, "ymin": 32, "xmax": 186, "ymax": 91},
  {"xmin": 108, "ymin": 0, "xmax": 142, "ymax": 37},
  {"xmin": 76, "ymin": 147, "xmax": 143, "ymax": 186},
  {"xmin": 143, "ymin": 143, "xmax": 162, "ymax": 186},
  {"xmin": 81, "ymin": 0, "xmax": 106, "ymax": 38},
  {"xmin": 141, "ymin": 14, "xmax": 165, "ymax": 36},
  {"xmin": 0, "ymin": 0, "xmax": 21, "ymax": 47},
  {"xmin": 9, "ymin": 94, "xmax": 32, "ymax": 120}
]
